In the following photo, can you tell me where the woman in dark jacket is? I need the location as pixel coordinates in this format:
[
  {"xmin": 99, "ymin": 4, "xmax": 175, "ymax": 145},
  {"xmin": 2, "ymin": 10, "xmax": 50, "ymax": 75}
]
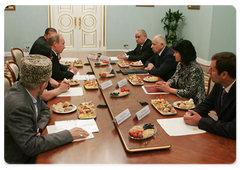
[{"xmin": 155, "ymin": 39, "xmax": 206, "ymax": 105}]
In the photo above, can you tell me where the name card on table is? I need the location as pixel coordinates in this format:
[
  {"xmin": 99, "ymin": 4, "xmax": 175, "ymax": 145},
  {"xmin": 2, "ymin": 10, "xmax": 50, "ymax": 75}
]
[
  {"xmin": 99, "ymin": 55, "xmax": 110, "ymax": 61},
  {"xmin": 100, "ymin": 80, "xmax": 113, "ymax": 90},
  {"xmin": 133, "ymin": 105, "xmax": 150, "ymax": 121},
  {"xmin": 113, "ymin": 108, "xmax": 131, "ymax": 125},
  {"xmin": 109, "ymin": 65, "xmax": 113, "ymax": 73},
  {"xmin": 116, "ymin": 78, "xmax": 127, "ymax": 88},
  {"xmin": 88, "ymin": 54, "xmax": 98, "ymax": 60}
]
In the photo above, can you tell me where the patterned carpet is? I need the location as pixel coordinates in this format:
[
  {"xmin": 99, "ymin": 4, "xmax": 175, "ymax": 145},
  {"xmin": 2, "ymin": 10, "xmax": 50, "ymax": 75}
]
[{"xmin": 4, "ymin": 56, "xmax": 211, "ymax": 94}]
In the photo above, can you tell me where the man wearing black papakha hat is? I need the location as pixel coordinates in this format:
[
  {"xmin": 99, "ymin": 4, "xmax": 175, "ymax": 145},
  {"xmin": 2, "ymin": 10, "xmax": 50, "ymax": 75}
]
[{"xmin": 4, "ymin": 55, "xmax": 89, "ymax": 164}]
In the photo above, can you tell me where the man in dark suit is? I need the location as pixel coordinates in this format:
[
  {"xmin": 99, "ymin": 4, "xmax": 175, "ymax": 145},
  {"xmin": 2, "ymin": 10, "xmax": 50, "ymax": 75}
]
[
  {"xmin": 144, "ymin": 34, "xmax": 177, "ymax": 81},
  {"xmin": 48, "ymin": 34, "xmax": 78, "ymax": 80},
  {"xmin": 29, "ymin": 28, "xmax": 70, "ymax": 101},
  {"xmin": 184, "ymin": 52, "xmax": 236, "ymax": 139},
  {"xmin": 4, "ymin": 55, "xmax": 89, "ymax": 163},
  {"xmin": 30, "ymin": 28, "xmax": 57, "ymax": 58},
  {"xmin": 117, "ymin": 29, "xmax": 154, "ymax": 64}
]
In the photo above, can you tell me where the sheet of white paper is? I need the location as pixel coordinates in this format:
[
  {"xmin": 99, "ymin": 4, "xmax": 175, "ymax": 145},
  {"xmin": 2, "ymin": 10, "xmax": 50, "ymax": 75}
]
[
  {"xmin": 47, "ymin": 125, "xmax": 94, "ymax": 142},
  {"xmin": 55, "ymin": 119, "xmax": 99, "ymax": 133},
  {"xmin": 157, "ymin": 117, "xmax": 206, "ymax": 136},
  {"xmin": 60, "ymin": 58, "xmax": 78, "ymax": 62},
  {"xmin": 73, "ymin": 74, "xmax": 96, "ymax": 80},
  {"xmin": 58, "ymin": 87, "xmax": 83, "ymax": 97},
  {"xmin": 109, "ymin": 57, "xmax": 120, "ymax": 61}
]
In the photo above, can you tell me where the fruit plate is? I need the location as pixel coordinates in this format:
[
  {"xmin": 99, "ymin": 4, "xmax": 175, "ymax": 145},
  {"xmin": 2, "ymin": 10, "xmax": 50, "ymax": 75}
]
[
  {"xmin": 151, "ymin": 99, "xmax": 177, "ymax": 116},
  {"xmin": 84, "ymin": 80, "xmax": 98, "ymax": 90},
  {"xmin": 172, "ymin": 101, "xmax": 196, "ymax": 111},
  {"xmin": 117, "ymin": 61, "xmax": 130, "ymax": 68},
  {"xmin": 130, "ymin": 62, "xmax": 143, "ymax": 67},
  {"xmin": 94, "ymin": 62, "xmax": 109, "ymax": 66},
  {"xmin": 78, "ymin": 102, "xmax": 97, "ymax": 119},
  {"xmin": 84, "ymin": 85, "xmax": 98, "ymax": 90},
  {"xmin": 128, "ymin": 124, "xmax": 157, "ymax": 140},
  {"xmin": 52, "ymin": 103, "xmax": 77, "ymax": 114},
  {"xmin": 109, "ymin": 90, "xmax": 130, "ymax": 98},
  {"xmin": 99, "ymin": 72, "xmax": 116, "ymax": 78},
  {"xmin": 128, "ymin": 78, "xmax": 144, "ymax": 86},
  {"xmin": 73, "ymin": 60, "xmax": 83, "ymax": 67}
]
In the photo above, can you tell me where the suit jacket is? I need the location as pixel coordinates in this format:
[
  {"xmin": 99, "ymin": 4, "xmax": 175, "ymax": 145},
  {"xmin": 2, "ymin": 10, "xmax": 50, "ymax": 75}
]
[
  {"xmin": 126, "ymin": 39, "xmax": 154, "ymax": 64},
  {"xmin": 145, "ymin": 46, "xmax": 177, "ymax": 81},
  {"xmin": 193, "ymin": 82, "xmax": 236, "ymax": 139},
  {"xmin": 4, "ymin": 82, "xmax": 73, "ymax": 163},
  {"xmin": 51, "ymin": 50, "xmax": 74, "ymax": 80},
  {"xmin": 30, "ymin": 36, "xmax": 52, "ymax": 58}
]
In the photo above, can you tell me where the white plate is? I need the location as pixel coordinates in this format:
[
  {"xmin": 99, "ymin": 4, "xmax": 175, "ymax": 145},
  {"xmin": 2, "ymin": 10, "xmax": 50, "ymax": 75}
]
[
  {"xmin": 172, "ymin": 101, "xmax": 196, "ymax": 111},
  {"xmin": 143, "ymin": 77, "xmax": 158, "ymax": 83},
  {"xmin": 52, "ymin": 104, "xmax": 77, "ymax": 114}
]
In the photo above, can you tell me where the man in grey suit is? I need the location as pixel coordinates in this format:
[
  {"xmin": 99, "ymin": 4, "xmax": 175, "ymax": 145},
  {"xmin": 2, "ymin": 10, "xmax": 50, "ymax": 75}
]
[{"xmin": 4, "ymin": 54, "xmax": 89, "ymax": 163}]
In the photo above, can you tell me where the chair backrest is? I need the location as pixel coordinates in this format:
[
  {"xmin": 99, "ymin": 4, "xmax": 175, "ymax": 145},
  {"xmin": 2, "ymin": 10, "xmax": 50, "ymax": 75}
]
[
  {"xmin": 206, "ymin": 76, "xmax": 215, "ymax": 96},
  {"xmin": 6, "ymin": 61, "xmax": 20, "ymax": 83},
  {"xmin": 4, "ymin": 75, "xmax": 12, "ymax": 95},
  {"xmin": 11, "ymin": 47, "xmax": 24, "ymax": 68}
]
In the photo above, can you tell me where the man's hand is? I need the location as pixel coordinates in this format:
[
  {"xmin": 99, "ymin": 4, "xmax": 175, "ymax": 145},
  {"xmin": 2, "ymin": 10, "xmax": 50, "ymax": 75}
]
[
  {"xmin": 58, "ymin": 80, "xmax": 70, "ymax": 93},
  {"xmin": 117, "ymin": 53, "xmax": 127, "ymax": 60},
  {"xmin": 68, "ymin": 66, "xmax": 78, "ymax": 74},
  {"xmin": 183, "ymin": 110, "xmax": 202, "ymax": 126},
  {"xmin": 69, "ymin": 127, "xmax": 89, "ymax": 140},
  {"xmin": 144, "ymin": 63, "xmax": 155, "ymax": 71}
]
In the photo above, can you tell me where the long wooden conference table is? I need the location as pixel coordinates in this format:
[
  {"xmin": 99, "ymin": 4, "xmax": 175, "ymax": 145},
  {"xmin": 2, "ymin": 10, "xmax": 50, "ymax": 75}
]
[{"xmin": 36, "ymin": 51, "xmax": 236, "ymax": 164}]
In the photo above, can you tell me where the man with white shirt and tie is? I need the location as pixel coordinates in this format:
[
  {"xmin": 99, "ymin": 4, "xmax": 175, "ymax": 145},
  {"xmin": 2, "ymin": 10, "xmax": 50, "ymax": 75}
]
[
  {"xmin": 144, "ymin": 34, "xmax": 177, "ymax": 81},
  {"xmin": 184, "ymin": 52, "xmax": 236, "ymax": 139},
  {"xmin": 117, "ymin": 29, "xmax": 154, "ymax": 64}
]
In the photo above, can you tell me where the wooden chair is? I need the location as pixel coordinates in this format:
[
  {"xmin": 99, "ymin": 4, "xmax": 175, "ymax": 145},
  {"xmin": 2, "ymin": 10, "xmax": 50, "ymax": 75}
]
[
  {"xmin": 11, "ymin": 47, "xmax": 24, "ymax": 68},
  {"xmin": 4, "ymin": 75, "xmax": 12, "ymax": 95},
  {"xmin": 6, "ymin": 61, "xmax": 20, "ymax": 83},
  {"xmin": 206, "ymin": 76, "xmax": 215, "ymax": 96}
]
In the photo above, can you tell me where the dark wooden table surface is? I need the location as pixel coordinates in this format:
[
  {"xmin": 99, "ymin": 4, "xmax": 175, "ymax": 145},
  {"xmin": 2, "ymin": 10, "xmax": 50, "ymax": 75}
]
[{"xmin": 35, "ymin": 51, "xmax": 236, "ymax": 164}]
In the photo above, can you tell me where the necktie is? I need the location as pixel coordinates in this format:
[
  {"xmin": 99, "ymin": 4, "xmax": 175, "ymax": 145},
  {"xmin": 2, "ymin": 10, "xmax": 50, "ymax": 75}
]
[{"xmin": 221, "ymin": 88, "xmax": 227, "ymax": 106}]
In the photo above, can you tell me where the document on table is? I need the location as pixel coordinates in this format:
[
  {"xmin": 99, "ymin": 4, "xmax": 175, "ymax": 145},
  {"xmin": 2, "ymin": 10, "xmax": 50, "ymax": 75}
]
[
  {"xmin": 73, "ymin": 74, "xmax": 96, "ymax": 80},
  {"xmin": 142, "ymin": 85, "xmax": 169, "ymax": 94},
  {"xmin": 47, "ymin": 119, "xmax": 99, "ymax": 142},
  {"xmin": 109, "ymin": 57, "xmax": 120, "ymax": 61},
  {"xmin": 157, "ymin": 117, "xmax": 206, "ymax": 136},
  {"xmin": 60, "ymin": 58, "xmax": 78, "ymax": 62},
  {"xmin": 58, "ymin": 87, "xmax": 83, "ymax": 97}
]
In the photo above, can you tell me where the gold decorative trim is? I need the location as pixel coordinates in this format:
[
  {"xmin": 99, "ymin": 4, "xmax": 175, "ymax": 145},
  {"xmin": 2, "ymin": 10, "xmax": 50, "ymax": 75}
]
[
  {"xmin": 103, "ymin": 5, "xmax": 106, "ymax": 47},
  {"xmin": 59, "ymin": 30, "xmax": 74, "ymax": 48},
  {"xmin": 82, "ymin": 14, "xmax": 97, "ymax": 29},
  {"xmin": 48, "ymin": 5, "xmax": 52, "ymax": 27},
  {"xmin": 82, "ymin": 30, "xmax": 97, "ymax": 48},
  {"xmin": 58, "ymin": 14, "xmax": 73, "ymax": 29}
]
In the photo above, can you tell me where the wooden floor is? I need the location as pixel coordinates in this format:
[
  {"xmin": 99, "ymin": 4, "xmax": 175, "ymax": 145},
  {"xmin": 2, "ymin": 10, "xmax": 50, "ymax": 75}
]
[{"xmin": 4, "ymin": 51, "xmax": 211, "ymax": 94}]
